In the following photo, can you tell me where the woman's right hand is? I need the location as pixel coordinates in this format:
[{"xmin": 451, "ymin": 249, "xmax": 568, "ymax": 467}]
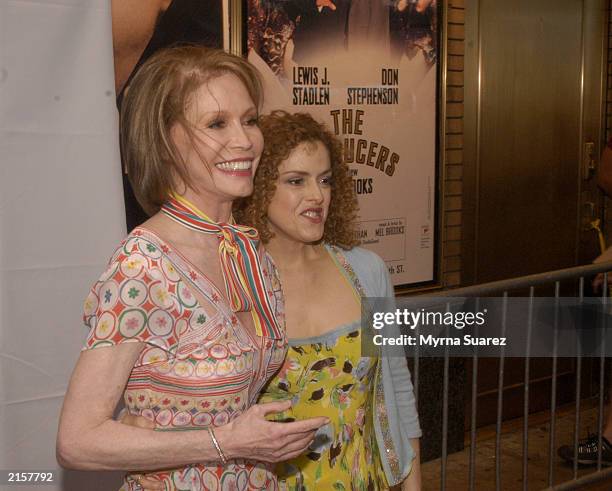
[
  {"xmin": 133, "ymin": 400, "xmax": 324, "ymax": 491},
  {"xmin": 125, "ymin": 400, "xmax": 328, "ymax": 490},
  {"xmin": 119, "ymin": 401, "xmax": 329, "ymax": 491},
  {"xmin": 120, "ymin": 400, "xmax": 327, "ymax": 463},
  {"xmin": 216, "ymin": 400, "xmax": 328, "ymax": 463}
]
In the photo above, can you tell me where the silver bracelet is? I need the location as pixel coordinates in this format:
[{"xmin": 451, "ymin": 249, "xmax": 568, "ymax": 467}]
[{"xmin": 207, "ymin": 426, "xmax": 228, "ymax": 465}]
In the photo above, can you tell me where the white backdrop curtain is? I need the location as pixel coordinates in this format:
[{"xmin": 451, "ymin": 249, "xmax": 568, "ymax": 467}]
[{"xmin": 1, "ymin": 0, "xmax": 125, "ymax": 488}]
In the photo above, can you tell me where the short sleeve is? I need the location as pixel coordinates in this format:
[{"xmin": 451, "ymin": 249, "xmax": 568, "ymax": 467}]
[{"xmin": 82, "ymin": 236, "xmax": 183, "ymax": 362}]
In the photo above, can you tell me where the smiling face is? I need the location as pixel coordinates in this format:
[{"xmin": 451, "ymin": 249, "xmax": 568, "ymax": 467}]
[
  {"xmin": 171, "ymin": 73, "xmax": 264, "ymax": 206},
  {"xmin": 266, "ymin": 140, "xmax": 332, "ymax": 245}
]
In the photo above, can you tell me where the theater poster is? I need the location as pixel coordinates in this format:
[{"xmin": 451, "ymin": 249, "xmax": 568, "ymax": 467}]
[{"xmin": 247, "ymin": 0, "xmax": 438, "ymax": 286}]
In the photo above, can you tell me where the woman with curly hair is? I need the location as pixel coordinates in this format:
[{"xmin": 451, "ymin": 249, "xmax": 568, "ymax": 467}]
[
  {"xmin": 132, "ymin": 109, "xmax": 421, "ymax": 490},
  {"xmin": 237, "ymin": 110, "xmax": 422, "ymax": 490}
]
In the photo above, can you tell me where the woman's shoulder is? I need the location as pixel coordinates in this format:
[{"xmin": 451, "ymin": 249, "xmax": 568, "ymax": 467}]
[
  {"xmin": 326, "ymin": 244, "xmax": 389, "ymax": 296},
  {"xmin": 83, "ymin": 228, "xmax": 184, "ymax": 355},
  {"xmin": 105, "ymin": 227, "xmax": 168, "ymax": 263},
  {"xmin": 89, "ymin": 228, "xmax": 174, "ymax": 299},
  {"xmin": 329, "ymin": 244, "xmax": 386, "ymax": 273}
]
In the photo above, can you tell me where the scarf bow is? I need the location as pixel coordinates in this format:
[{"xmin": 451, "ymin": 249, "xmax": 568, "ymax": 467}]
[{"xmin": 161, "ymin": 194, "xmax": 282, "ymax": 339}]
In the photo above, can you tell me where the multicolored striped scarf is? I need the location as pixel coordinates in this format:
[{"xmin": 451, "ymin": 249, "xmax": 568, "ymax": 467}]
[{"xmin": 161, "ymin": 194, "xmax": 282, "ymax": 339}]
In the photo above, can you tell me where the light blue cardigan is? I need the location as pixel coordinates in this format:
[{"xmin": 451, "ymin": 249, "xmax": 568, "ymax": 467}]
[{"xmin": 326, "ymin": 245, "xmax": 422, "ymax": 486}]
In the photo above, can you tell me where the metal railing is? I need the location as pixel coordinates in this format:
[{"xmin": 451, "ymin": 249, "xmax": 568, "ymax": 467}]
[{"xmin": 408, "ymin": 260, "xmax": 612, "ymax": 490}]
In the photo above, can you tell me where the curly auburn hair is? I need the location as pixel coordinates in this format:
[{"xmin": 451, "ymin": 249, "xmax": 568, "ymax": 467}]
[{"xmin": 234, "ymin": 110, "xmax": 358, "ymax": 249}]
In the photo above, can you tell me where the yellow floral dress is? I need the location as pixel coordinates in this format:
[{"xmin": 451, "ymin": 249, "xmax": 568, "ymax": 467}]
[
  {"xmin": 261, "ymin": 325, "xmax": 387, "ymax": 490},
  {"xmin": 260, "ymin": 245, "xmax": 421, "ymax": 491}
]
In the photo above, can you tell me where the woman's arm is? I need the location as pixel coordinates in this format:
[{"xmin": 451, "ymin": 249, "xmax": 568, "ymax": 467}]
[
  {"xmin": 57, "ymin": 343, "xmax": 326, "ymax": 471},
  {"xmin": 401, "ymin": 439, "xmax": 421, "ymax": 490},
  {"xmin": 373, "ymin": 252, "xmax": 422, "ymax": 488},
  {"xmin": 376, "ymin": 253, "xmax": 422, "ymax": 440},
  {"xmin": 111, "ymin": 0, "xmax": 171, "ymax": 92},
  {"xmin": 416, "ymin": 0, "xmax": 433, "ymax": 13}
]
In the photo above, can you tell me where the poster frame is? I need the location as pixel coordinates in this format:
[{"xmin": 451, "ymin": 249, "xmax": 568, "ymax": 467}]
[{"xmin": 234, "ymin": 0, "xmax": 449, "ymax": 293}]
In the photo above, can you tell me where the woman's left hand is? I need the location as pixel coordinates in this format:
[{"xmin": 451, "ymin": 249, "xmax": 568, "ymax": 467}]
[{"xmin": 130, "ymin": 473, "xmax": 164, "ymax": 491}]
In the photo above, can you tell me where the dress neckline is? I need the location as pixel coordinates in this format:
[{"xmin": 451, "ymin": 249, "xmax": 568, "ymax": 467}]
[
  {"xmin": 131, "ymin": 226, "xmax": 264, "ymax": 348},
  {"xmin": 288, "ymin": 321, "xmax": 361, "ymax": 346},
  {"xmin": 288, "ymin": 245, "xmax": 362, "ymax": 344}
]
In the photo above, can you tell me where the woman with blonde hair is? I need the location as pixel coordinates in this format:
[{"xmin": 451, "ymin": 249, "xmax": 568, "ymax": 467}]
[
  {"xmin": 126, "ymin": 109, "xmax": 421, "ymax": 490},
  {"xmin": 56, "ymin": 47, "xmax": 327, "ymax": 490}
]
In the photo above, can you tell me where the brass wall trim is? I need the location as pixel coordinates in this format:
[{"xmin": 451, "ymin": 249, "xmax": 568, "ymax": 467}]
[
  {"xmin": 436, "ymin": 0, "xmax": 449, "ymax": 290},
  {"xmin": 228, "ymin": 0, "xmax": 242, "ymax": 56}
]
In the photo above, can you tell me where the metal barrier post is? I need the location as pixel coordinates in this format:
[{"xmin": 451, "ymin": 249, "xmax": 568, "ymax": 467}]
[
  {"xmin": 523, "ymin": 286, "xmax": 535, "ymax": 491},
  {"xmin": 415, "ymin": 260, "xmax": 612, "ymax": 490}
]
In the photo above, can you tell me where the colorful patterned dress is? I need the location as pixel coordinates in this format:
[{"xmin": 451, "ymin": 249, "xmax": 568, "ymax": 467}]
[
  {"xmin": 83, "ymin": 228, "xmax": 287, "ymax": 490},
  {"xmin": 259, "ymin": 246, "xmax": 388, "ymax": 490}
]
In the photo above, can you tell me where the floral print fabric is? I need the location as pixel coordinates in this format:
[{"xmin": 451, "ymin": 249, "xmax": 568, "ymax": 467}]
[
  {"xmin": 260, "ymin": 326, "xmax": 386, "ymax": 491},
  {"xmin": 83, "ymin": 228, "xmax": 286, "ymax": 490}
]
